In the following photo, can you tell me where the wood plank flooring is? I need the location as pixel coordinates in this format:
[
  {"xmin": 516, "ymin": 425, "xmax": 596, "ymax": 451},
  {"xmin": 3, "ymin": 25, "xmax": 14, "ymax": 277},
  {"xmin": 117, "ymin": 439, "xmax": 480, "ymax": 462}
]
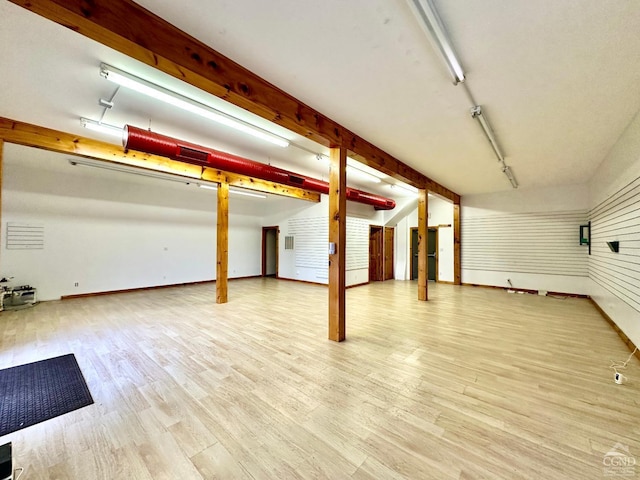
[{"xmin": 0, "ymin": 279, "xmax": 638, "ymax": 479}]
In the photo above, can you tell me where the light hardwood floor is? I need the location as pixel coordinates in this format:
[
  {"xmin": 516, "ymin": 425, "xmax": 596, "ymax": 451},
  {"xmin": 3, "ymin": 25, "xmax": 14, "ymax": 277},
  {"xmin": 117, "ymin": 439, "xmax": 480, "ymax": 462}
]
[{"xmin": 0, "ymin": 279, "xmax": 638, "ymax": 479}]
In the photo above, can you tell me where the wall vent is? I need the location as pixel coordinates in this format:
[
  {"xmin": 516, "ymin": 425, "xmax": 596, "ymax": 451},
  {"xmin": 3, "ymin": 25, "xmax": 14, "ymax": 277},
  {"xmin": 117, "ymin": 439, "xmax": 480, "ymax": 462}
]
[{"xmin": 284, "ymin": 236, "xmax": 294, "ymax": 250}]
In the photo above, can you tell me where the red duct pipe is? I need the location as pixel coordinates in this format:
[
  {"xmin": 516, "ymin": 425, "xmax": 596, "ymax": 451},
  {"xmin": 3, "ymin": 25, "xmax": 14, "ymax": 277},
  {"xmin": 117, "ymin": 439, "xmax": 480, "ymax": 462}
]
[{"xmin": 123, "ymin": 126, "xmax": 396, "ymax": 210}]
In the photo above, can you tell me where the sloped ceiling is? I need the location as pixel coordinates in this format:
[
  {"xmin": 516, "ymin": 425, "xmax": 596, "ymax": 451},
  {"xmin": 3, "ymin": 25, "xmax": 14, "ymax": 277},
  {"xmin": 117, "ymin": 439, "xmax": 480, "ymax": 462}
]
[{"xmin": 2, "ymin": 0, "xmax": 640, "ymax": 197}]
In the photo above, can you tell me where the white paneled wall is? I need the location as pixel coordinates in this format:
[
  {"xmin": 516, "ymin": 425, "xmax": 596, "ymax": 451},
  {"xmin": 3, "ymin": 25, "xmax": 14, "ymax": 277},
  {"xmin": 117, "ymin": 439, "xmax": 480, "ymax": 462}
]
[
  {"xmin": 588, "ymin": 108, "xmax": 640, "ymax": 348},
  {"xmin": 462, "ymin": 211, "xmax": 588, "ymax": 277},
  {"xmin": 589, "ymin": 176, "xmax": 640, "ymax": 312},
  {"xmin": 265, "ymin": 196, "xmax": 383, "ymax": 286},
  {"xmin": 461, "ymin": 185, "xmax": 590, "ymax": 294},
  {"xmin": 286, "ymin": 215, "xmax": 372, "ymax": 281}
]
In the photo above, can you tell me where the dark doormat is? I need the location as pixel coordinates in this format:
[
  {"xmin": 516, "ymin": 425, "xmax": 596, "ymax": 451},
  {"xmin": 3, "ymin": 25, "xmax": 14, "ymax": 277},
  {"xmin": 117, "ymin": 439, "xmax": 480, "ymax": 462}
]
[{"xmin": 0, "ymin": 353, "xmax": 94, "ymax": 437}]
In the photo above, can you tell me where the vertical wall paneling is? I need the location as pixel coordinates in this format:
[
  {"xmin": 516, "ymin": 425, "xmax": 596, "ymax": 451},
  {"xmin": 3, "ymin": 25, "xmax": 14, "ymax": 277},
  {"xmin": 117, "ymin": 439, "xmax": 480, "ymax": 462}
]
[{"xmin": 589, "ymin": 176, "xmax": 640, "ymax": 312}]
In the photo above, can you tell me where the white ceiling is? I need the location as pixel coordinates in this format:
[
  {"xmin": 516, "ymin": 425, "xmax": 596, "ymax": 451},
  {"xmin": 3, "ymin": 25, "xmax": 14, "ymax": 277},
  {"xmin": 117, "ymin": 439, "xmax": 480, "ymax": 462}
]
[{"xmin": 2, "ymin": 0, "xmax": 640, "ymax": 197}]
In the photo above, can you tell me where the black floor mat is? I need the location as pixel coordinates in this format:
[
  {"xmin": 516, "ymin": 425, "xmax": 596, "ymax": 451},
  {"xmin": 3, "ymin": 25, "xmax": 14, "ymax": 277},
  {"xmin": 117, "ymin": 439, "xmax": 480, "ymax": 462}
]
[{"xmin": 0, "ymin": 354, "xmax": 94, "ymax": 437}]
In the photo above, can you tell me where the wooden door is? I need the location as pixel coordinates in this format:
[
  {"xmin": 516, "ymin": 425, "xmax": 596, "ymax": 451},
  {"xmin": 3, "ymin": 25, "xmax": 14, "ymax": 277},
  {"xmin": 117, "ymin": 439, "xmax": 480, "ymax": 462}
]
[
  {"xmin": 428, "ymin": 228, "xmax": 438, "ymax": 281},
  {"xmin": 411, "ymin": 228, "xmax": 419, "ymax": 280},
  {"xmin": 384, "ymin": 227, "xmax": 394, "ymax": 280},
  {"xmin": 369, "ymin": 226, "xmax": 384, "ymax": 282}
]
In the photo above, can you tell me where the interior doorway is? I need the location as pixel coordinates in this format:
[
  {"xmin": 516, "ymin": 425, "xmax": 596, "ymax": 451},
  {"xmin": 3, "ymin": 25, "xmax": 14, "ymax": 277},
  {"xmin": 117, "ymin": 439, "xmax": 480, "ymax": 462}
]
[
  {"xmin": 384, "ymin": 227, "xmax": 394, "ymax": 280},
  {"xmin": 262, "ymin": 226, "xmax": 279, "ymax": 277},
  {"xmin": 369, "ymin": 226, "xmax": 384, "ymax": 282},
  {"xmin": 410, "ymin": 227, "xmax": 438, "ymax": 281}
]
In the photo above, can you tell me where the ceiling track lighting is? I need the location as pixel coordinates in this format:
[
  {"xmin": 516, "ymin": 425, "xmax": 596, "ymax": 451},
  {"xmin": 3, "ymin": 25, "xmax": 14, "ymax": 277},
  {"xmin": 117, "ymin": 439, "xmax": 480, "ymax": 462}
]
[
  {"xmin": 99, "ymin": 63, "xmax": 290, "ymax": 148},
  {"xmin": 502, "ymin": 165, "xmax": 518, "ymax": 189},
  {"xmin": 470, "ymin": 106, "xmax": 518, "ymax": 189},
  {"xmin": 470, "ymin": 105, "xmax": 504, "ymax": 163},
  {"xmin": 406, "ymin": 0, "xmax": 465, "ymax": 84}
]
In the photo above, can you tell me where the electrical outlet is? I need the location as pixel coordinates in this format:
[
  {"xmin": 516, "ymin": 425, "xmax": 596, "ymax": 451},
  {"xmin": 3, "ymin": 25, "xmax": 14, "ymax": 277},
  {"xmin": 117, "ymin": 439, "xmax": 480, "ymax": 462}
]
[{"xmin": 74, "ymin": 282, "xmax": 79, "ymax": 287}]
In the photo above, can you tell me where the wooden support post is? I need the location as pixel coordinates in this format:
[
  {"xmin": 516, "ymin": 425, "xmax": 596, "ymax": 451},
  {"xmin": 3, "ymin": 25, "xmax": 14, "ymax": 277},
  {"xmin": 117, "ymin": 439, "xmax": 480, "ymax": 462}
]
[
  {"xmin": 328, "ymin": 146, "xmax": 346, "ymax": 342},
  {"xmin": 216, "ymin": 182, "xmax": 229, "ymax": 304},
  {"xmin": 453, "ymin": 202, "xmax": 461, "ymax": 285},
  {"xmin": 417, "ymin": 189, "xmax": 429, "ymax": 301}
]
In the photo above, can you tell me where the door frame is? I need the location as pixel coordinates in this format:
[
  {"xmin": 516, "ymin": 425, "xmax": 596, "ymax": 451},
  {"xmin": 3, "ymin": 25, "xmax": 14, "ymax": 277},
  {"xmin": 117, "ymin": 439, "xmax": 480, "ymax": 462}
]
[
  {"xmin": 410, "ymin": 227, "xmax": 439, "ymax": 281},
  {"xmin": 261, "ymin": 226, "xmax": 279, "ymax": 277}
]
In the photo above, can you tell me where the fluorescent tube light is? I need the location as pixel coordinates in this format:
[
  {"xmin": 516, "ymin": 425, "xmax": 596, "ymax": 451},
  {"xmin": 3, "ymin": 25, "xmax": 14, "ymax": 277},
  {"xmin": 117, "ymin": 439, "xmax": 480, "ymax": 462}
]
[
  {"xmin": 70, "ymin": 159, "xmax": 268, "ymax": 197},
  {"xmin": 80, "ymin": 118, "xmax": 123, "ymax": 138},
  {"xmin": 393, "ymin": 183, "xmax": 420, "ymax": 195},
  {"xmin": 317, "ymin": 154, "xmax": 386, "ymax": 183},
  {"xmin": 346, "ymin": 165, "xmax": 382, "ymax": 183},
  {"xmin": 198, "ymin": 183, "xmax": 266, "ymax": 198},
  {"xmin": 470, "ymin": 105, "xmax": 505, "ymax": 163},
  {"xmin": 229, "ymin": 188, "xmax": 267, "ymax": 199},
  {"xmin": 406, "ymin": 0, "xmax": 465, "ymax": 84},
  {"xmin": 68, "ymin": 158, "xmax": 194, "ymax": 184},
  {"xmin": 100, "ymin": 64, "xmax": 290, "ymax": 148}
]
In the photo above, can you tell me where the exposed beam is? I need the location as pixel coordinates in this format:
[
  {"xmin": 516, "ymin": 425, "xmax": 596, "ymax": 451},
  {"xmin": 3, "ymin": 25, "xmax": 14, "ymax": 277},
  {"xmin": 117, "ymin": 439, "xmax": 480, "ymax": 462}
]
[
  {"xmin": 328, "ymin": 146, "xmax": 346, "ymax": 342},
  {"xmin": 453, "ymin": 202, "xmax": 461, "ymax": 285},
  {"xmin": 216, "ymin": 182, "xmax": 229, "ymax": 304},
  {"xmin": 8, "ymin": 0, "xmax": 460, "ymax": 202},
  {"xmin": 0, "ymin": 117, "xmax": 320, "ymax": 202},
  {"xmin": 417, "ymin": 189, "xmax": 428, "ymax": 301}
]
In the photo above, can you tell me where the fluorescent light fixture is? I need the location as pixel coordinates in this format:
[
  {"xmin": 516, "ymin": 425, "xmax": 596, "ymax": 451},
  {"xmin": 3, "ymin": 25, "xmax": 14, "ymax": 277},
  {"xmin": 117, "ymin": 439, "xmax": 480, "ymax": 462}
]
[
  {"xmin": 470, "ymin": 105, "xmax": 505, "ymax": 163},
  {"xmin": 68, "ymin": 158, "xmax": 194, "ymax": 184},
  {"xmin": 346, "ymin": 165, "xmax": 382, "ymax": 183},
  {"xmin": 502, "ymin": 165, "xmax": 518, "ymax": 189},
  {"xmin": 69, "ymin": 159, "xmax": 268, "ymax": 197},
  {"xmin": 197, "ymin": 183, "xmax": 267, "ymax": 198},
  {"xmin": 317, "ymin": 154, "xmax": 386, "ymax": 183},
  {"xmin": 229, "ymin": 188, "xmax": 267, "ymax": 199},
  {"xmin": 80, "ymin": 118, "xmax": 123, "ymax": 138},
  {"xmin": 406, "ymin": 0, "xmax": 465, "ymax": 84},
  {"xmin": 393, "ymin": 183, "xmax": 420, "ymax": 195},
  {"xmin": 470, "ymin": 106, "xmax": 518, "ymax": 188},
  {"xmin": 100, "ymin": 63, "xmax": 290, "ymax": 148}
]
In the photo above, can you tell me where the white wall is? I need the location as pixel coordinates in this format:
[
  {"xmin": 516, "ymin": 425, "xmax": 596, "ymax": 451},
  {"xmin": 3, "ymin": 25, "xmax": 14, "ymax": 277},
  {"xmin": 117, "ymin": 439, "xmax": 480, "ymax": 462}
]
[
  {"xmin": 588, "ymin": 109, "xmax": 640, "ymax": 348},
  {"xmin": 461, "ymin": 184, "xmax": 589, "ymax": 294},
  {"xmin": 1, "ymin": 145, "xmax": 262, "ymax": 300},
  {"xmin": 398, "ymin": 196, "xmax": 455, "ymax": 282},
  {"xmin": 263, "ymin": 196, "xmax": 384, "ymax": 286}
]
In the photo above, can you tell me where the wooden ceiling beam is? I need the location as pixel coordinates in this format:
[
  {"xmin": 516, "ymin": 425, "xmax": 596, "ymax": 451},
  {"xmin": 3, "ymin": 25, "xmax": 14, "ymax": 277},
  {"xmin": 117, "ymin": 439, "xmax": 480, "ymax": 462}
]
[
  {"xmin": 8, "ymin": 0, "xmax": 460, "ymax": 203},
  {"xmin": 0, "ymin": 117, "xmax": 321, "ymax": 202}
]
